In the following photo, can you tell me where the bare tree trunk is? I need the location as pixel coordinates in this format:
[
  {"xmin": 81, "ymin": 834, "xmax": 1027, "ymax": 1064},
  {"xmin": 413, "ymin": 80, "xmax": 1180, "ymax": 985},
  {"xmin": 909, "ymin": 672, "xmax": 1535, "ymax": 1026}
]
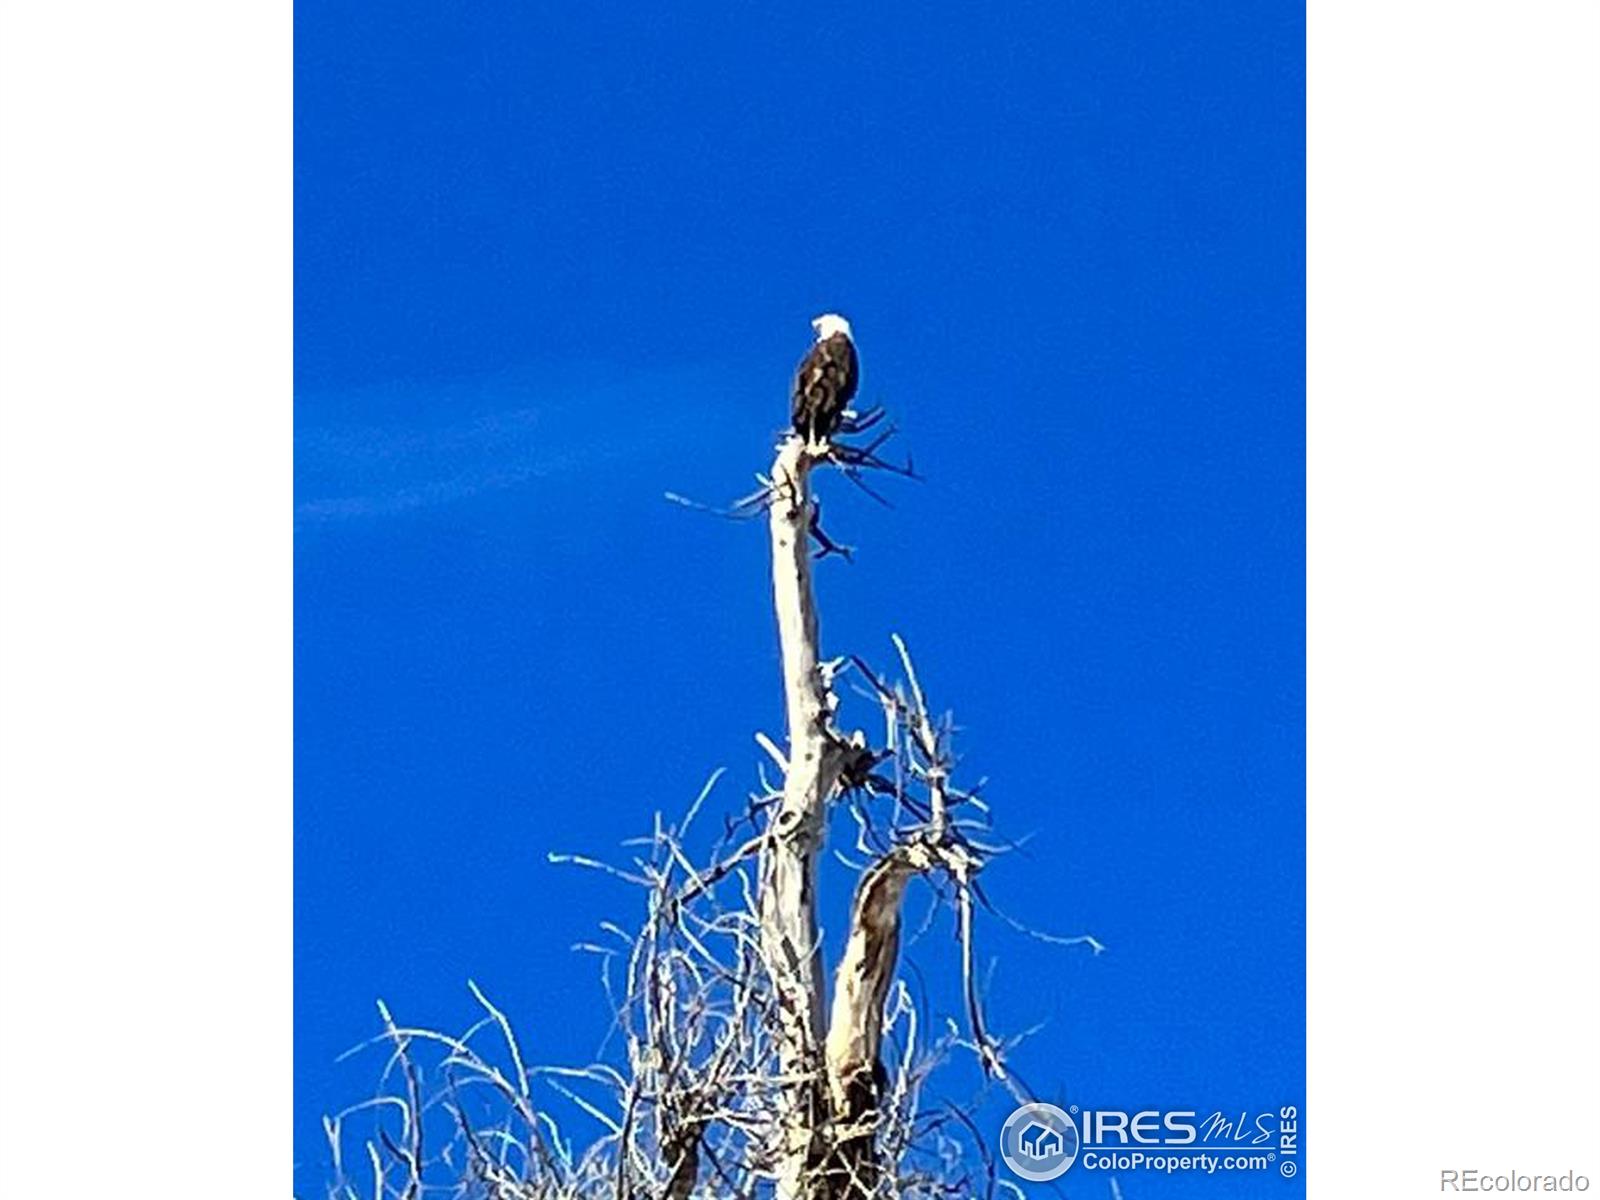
[
  {"xmin": 761, "ymin": 438, "xmax": 998, "ymax": 1199},
  {"xmin": 761, "ymin": 436, "xmax": 844, "ymax": 1199},
  {"xmin": 821, "ymin": 847, "xmax": 921, "ymax": 1196}
]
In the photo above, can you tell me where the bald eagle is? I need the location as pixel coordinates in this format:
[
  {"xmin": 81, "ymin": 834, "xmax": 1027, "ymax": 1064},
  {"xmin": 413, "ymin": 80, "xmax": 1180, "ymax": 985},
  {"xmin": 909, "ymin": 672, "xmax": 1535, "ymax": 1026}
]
[{"xmin": 792, "ymin": 313, "xmax": 858, "ymax": 448}]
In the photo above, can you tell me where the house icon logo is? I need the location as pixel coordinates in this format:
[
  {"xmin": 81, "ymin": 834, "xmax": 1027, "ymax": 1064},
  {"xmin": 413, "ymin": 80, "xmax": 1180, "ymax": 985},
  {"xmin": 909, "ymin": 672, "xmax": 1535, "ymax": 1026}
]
[
  {"xmin": 1020, "ymin": 1123, "xmax": 1064, "ymax": 1159},
  {"xmin": 1000, "ymin": 1102, "xmax": 1079, "ymax": 1182}
]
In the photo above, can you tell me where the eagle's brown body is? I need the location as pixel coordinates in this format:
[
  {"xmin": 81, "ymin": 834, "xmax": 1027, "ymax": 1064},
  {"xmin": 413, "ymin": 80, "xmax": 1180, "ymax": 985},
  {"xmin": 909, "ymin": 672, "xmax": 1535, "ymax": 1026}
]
[{"xmin": 791, "ymin": 331, "xmax": 858, "ymax": 446}]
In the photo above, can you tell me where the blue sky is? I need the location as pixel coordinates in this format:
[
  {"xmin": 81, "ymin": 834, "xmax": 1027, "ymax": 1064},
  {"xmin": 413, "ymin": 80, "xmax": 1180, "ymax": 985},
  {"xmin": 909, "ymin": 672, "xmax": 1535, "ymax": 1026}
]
[{"xmin": 295, "ymin": 3, "xmax": 1304, "ymax": 1196}]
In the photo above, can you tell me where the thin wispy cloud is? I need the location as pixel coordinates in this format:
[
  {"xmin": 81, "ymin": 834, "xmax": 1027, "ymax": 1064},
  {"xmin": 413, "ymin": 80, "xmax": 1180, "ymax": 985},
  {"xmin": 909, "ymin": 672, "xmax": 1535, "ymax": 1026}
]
[{"xmin": 295, "ymin": 364, "xmax": 772, "ymax": 523}]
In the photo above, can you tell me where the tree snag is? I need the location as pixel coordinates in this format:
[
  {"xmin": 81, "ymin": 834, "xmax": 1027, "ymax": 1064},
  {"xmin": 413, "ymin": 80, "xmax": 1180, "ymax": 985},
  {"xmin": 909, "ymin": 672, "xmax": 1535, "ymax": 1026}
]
[
  {"xmin": 760, "ymin": 435, "xmax": 844, "ymax": 1198},
  {"xmin": 328, "ymin": 340, "xmax": 1105, "ymax": 1200}
]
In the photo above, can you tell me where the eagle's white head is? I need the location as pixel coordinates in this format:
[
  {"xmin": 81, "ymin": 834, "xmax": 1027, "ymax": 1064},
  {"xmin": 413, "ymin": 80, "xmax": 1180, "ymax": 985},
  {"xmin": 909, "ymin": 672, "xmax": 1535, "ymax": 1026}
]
[{"xmin": 811, "ymin": 312, "xmax": 852, "ymax": 342}]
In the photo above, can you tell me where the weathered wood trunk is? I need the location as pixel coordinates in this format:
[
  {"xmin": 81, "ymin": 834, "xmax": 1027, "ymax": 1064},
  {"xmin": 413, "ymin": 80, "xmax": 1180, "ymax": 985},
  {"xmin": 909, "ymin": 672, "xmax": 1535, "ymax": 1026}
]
[
  {"xmin": 821, "ymin": 848, "xmax": 923, "ymax": 1197},
  {"xmin": 762, "ymin": 436, "xmax": 937, "ymax": 1199},
  {"xmin": 761, "ymin": 436, "xmax": 842, "ymax": 1199}
]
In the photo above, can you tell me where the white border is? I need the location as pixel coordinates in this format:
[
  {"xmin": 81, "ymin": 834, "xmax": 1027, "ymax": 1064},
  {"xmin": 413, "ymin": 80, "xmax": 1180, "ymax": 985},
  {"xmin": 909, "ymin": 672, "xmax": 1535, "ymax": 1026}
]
[
  {"xmin": 1308, "ymin": 1, "xmax": 1599, "ymax": 1193},
  {"xmin": 0, "ymin": 0, "xmax": 291, "ymax": 1191}
]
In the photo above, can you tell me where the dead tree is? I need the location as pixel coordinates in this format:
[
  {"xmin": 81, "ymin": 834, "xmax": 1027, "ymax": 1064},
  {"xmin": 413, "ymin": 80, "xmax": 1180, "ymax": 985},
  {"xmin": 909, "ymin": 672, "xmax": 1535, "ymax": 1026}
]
[
  {"xmin": 325, "ymin": 388, "xmax": 1100, "ymax": 1200},
  {"xmin": 761, "ymin": 435, "xmax": 1002, "ymax": 1199}
]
